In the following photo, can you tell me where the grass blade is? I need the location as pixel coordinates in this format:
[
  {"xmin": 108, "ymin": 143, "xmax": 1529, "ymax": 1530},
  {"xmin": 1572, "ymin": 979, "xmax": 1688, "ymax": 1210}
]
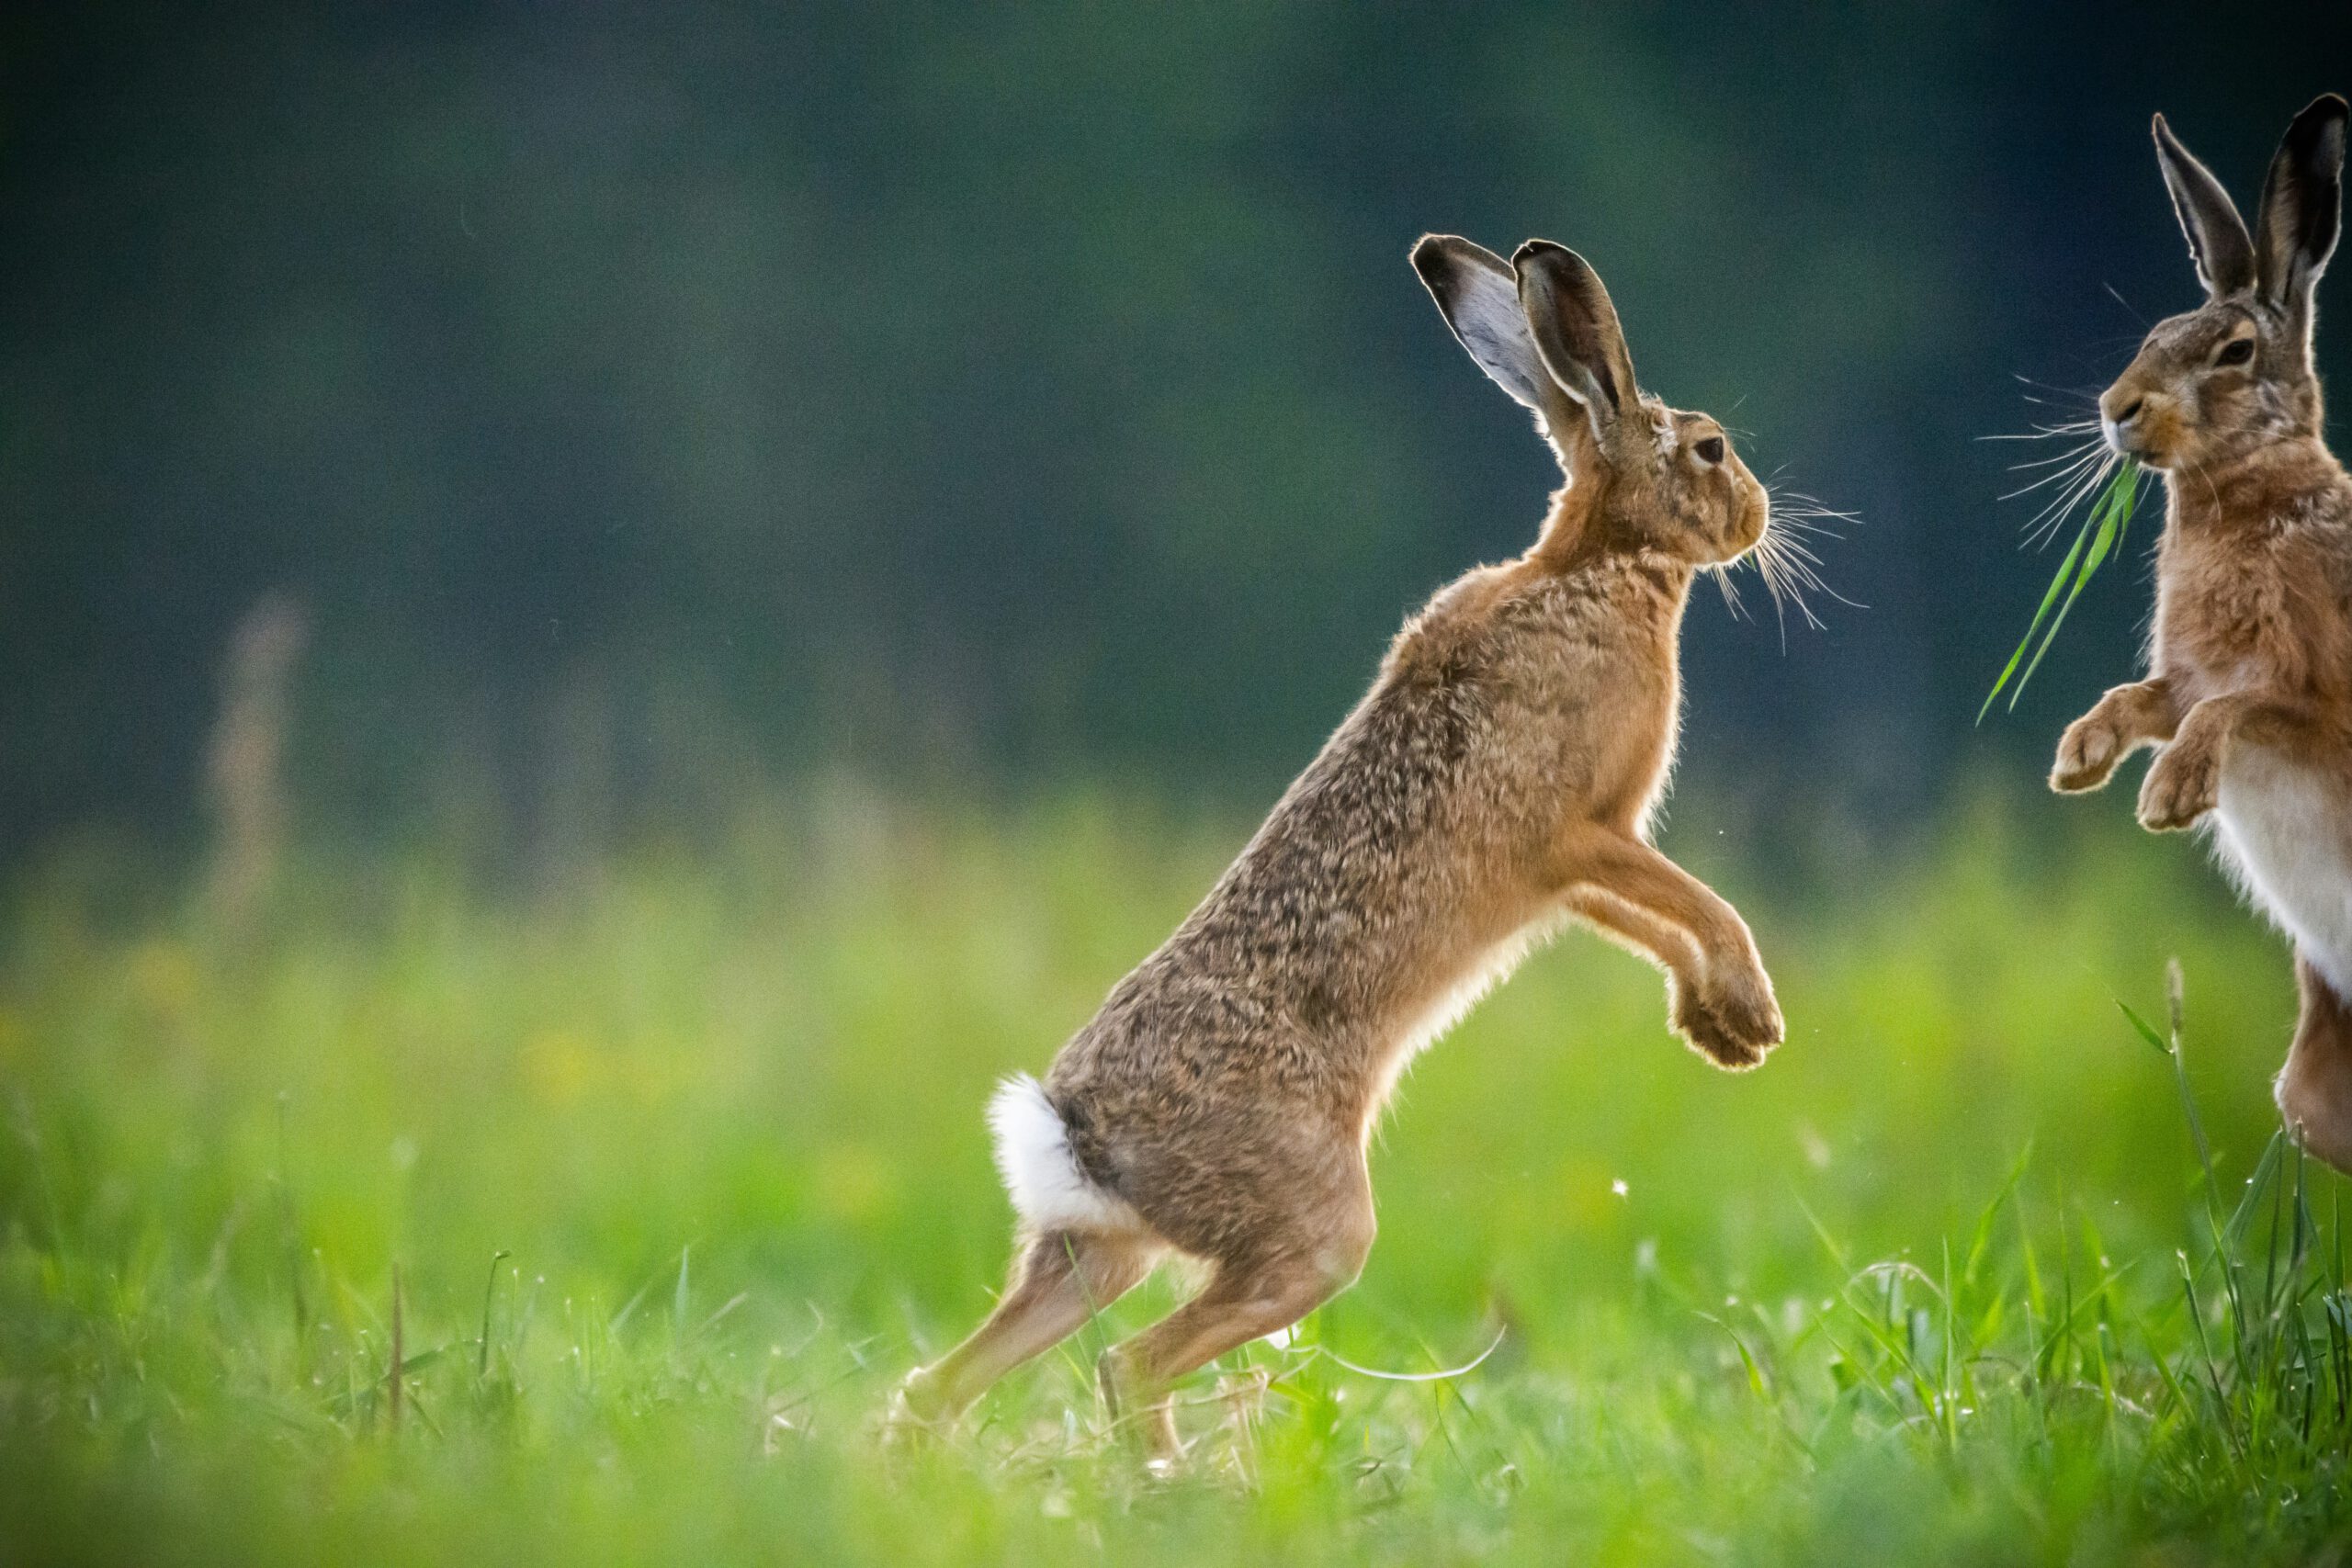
[
  {"xmin": 1979, "ymin": 518, "xmax": 2091, "ymax": 721},
  {"xmin": 1981, "ymin": 457, "xmax": 2144, "ymax": 718},
  {"xmin": 2006, "ymin": 467, "xmax": 2137, "ymax": 710},
  {"xmin": 478, "ymin": 1249, "xmax": 511, "ymax": 1381}
]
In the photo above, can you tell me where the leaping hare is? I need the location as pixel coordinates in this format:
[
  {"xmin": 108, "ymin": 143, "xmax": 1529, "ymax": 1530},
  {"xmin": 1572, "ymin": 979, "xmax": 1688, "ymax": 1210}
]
[
  {"xmin": 894, "ymin": 236, "xmax": 1787, "ymax": 1461},
  {"xmin": 2051, "ymin": 95, "xmax": 2352, "ymax": 1167}
]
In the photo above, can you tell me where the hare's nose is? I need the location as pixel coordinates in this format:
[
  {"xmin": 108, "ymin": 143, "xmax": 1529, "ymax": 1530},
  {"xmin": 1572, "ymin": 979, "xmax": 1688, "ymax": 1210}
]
[{"xmin": 2098, "ymin": 389, "xmax": 2146, "ymax": 455}]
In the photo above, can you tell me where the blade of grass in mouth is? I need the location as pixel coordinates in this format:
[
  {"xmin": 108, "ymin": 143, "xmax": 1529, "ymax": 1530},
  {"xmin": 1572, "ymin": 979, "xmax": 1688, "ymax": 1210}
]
[{"xmin": 1979, "ymin": 457, "xmax": 2147, "ymax": 722}]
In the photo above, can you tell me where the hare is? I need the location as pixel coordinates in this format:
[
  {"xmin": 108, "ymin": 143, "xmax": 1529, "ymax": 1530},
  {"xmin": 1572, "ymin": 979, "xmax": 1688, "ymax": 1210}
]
[
  {"xmin": 2050, "ymin": 95, "xmax": 2352, "ymax": 1168},
  {"xmin": 891, "ymin": 235, "xmax": 1785, "ymax": 1461}
]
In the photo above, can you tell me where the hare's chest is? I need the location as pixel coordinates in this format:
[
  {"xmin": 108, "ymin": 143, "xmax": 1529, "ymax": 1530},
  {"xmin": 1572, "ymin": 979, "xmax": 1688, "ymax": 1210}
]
[
  {"xmin": 2152, "ymin": 535, "xmax": 2281, "ymax": 695},
  {"xmin": 1585, "ymin": 642, "xmax": 1679, "ymax": 834}
]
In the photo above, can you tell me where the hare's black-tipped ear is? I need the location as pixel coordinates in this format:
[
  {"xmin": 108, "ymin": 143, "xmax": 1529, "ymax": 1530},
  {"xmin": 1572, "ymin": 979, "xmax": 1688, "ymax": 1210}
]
[
  {"xmin": 2154, "ymin": 112, "xmax": 2256, "ymax": 298},
  {"xmin": 1411, "ymin": 235, "xmax": 1548, "ymax": 409},
  {"xmin": 1512, "ymin": 240, "xmax": 1636, "ymax": 429},
  {"xmin": 2254, "ymin": 93, "xmax": 2348, "ymax": 312}
]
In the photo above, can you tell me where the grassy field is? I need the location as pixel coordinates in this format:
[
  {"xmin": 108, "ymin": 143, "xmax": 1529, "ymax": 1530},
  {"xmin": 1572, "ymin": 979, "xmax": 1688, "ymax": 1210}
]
[{"xmin": 5, "ymin": 786, "xmax": 2352, "ymax": 1564}]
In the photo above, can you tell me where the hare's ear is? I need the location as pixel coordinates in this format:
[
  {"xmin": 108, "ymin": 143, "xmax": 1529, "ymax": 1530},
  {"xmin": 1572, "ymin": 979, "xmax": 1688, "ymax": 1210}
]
[
  {"xmin": 2154, "ymin": 112, "xmax": 2256, "ymax": 299},
  {"xmin": 1512, "ymin": 240, "xmax": 1636, "ymax": 435},
  {"xmin": 2253, "ymin": 94, "xmax": 2348, "ymax": 314},
  {"xmin": 1411, "ymin": 235, "xmax": 1548, "ymax": 409}
]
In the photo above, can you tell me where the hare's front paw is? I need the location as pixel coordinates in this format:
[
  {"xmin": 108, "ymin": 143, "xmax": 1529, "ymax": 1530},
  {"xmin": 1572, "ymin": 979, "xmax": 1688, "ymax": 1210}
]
[
  {"xmin": 1672, "ymin": 968, "xmax": 1781, "ymax": 1071},
  {"xmin": 1711, "ymin": 965, "xmax": 1785, "ymax": 1060},
  {"xmin": 2138, "ymin": 740, "xmax": 2218, "ymax": 832},
  {"xmin": 2052, "ymin": 712, "xmax": 2124, "ymax": 793}
]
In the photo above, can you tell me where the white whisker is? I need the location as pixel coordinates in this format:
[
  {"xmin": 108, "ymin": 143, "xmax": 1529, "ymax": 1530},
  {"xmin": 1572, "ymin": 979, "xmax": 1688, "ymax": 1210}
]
[
  {"xmin": 2018, "ymin": 447, "xmax": 2120, "ymax": 548},
  {"xmin": 1773, "ymin": 518, "xmax": 1847, "ymax": 544},
  {"xmin": 2005, "ymin": 441, "xmax": 2110, "ymax": 473},
  {"xmin": 1711, "ymin": 563, "xmax": 1748, "ymax": 622},
  {"xmin": 1746, "ymin": 479, "xmax": 1864, "ymax": 637},
  {"xmin": 1748, "ymin": 530, "xmax": 1818, "ymax": 639},
  {"xmin": 1766, "ymin": 536, "xmax": 1852, "ymax": 615},
  {"xmin": 1978, "ymin": 419, "xmax": 2101, "ymax": 443},
  {"xmin": 1998, "ymin": 440, "xmax": 2108, "ymax": 501}
]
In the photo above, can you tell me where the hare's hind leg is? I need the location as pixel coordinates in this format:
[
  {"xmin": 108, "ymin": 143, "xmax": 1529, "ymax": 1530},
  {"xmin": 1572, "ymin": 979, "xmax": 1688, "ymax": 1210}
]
[
  {"xmin": 894, "ymin": 1228, "xmax": 1158, "ymax": 1431},
  {"xmin": 1098, "ymin": 1174, "xmax": 1375, "ymax": 1461},
  {"xmin": 2278, "ymin": 955, "xmax": 2352, "ymax": 1174}
]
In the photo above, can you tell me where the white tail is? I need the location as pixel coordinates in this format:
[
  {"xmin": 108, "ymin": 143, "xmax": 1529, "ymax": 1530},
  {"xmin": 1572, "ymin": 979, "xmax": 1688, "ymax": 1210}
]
[{"xmin": 986, "ymin": 1075, "xmax": 1136, "ymax": 1234}]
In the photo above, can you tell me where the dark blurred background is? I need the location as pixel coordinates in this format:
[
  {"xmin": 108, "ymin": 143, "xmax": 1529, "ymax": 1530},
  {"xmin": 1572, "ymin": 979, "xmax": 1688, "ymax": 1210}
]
[{"xmin": 6, "ymin": 2, "xmax": 2351, "ymax": 872}]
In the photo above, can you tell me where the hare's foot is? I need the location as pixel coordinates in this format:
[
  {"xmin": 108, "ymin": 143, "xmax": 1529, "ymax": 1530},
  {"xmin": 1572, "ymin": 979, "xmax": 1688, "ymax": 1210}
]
[
  {"xmin": 880, "ymin": 1367, "xmax": 953, "ymax": 1449},
  {"xmin": 2138, "ymin": 740, "xmax": 2219, "ymax": 831},
  {"xmin": 1097, "ymin": 1345, "xmax": 1186, "ymax": 1466},
  {"xmin": 1672, "ymin": 969, "xmax": 1781, "ymax": 1070},
  {"xmin": 2278, "ymin": 959, "xmax": 2352, "ymax": 1176},
  {"xmin": 2052, "ymin": 712, "xmax": 2126, "ymax": 793}
]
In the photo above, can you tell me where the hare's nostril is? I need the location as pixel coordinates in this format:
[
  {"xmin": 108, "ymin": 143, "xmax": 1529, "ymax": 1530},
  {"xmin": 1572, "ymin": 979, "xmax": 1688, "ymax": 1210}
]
[{"xmin": 2113, "ymin": 398, "xmax": 2145, "ymax": 425}]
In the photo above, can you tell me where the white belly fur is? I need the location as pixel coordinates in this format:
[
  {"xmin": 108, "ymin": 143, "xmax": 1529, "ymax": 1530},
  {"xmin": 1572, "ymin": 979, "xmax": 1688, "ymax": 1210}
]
[
  {"xmin": 1368, "ymin": 912, "xmax": 1567, "ymax": 1119},
  {"xmin": 2213, "ymin": 743, "xmax": 2352, "ymax": 998}
]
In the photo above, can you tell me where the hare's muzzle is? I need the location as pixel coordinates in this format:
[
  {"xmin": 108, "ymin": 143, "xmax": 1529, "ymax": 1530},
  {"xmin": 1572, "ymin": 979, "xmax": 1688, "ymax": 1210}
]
[{"xmin": 2100, "ymin": 388, "xmax": 2148, "ymax": 460}]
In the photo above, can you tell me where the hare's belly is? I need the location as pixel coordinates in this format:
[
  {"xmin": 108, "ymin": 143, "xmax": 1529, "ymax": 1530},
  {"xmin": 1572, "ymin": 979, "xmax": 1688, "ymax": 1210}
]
[{"xmin": 2213, "ymin": 744, "xmax": 2352, "ymax": 997}]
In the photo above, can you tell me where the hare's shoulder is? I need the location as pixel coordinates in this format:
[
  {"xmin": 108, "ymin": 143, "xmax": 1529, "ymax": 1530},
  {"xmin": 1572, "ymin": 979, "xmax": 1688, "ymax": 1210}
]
[
  {"xmin": 2293, "ymin": 484, "xmax": 2352, "ymax": 634},
  {"xmin": 1385, "ymin": 558, "xmax": 1645, "ymax": 685},
  {"xmin": 2303, "ymin": 479, "xmax": 2352, "ymax": 584},
  {"xmin": 1383, "ymin": 562, "xmax": 1518, "ymax": 682}
]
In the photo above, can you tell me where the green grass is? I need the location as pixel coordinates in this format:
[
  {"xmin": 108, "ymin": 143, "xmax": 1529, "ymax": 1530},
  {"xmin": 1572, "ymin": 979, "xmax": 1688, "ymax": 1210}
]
[
  {"xmin": 5, "ymin": 788, "xmax": 2352, "ymax": 1564},
  {"xmin": 1982, "ymin": 456, "xmax": 2151, "ymax": 720}
]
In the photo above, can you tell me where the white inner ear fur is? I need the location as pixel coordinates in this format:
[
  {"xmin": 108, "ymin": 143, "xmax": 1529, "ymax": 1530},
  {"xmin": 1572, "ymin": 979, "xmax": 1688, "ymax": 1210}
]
[
  {"xmin": 1649, "ymin": 406, "xmax": 1678, "ymax": 457},
  {"xmin": 1445, "ymin": 267, "xmax": 1549, "ymax": 411}
]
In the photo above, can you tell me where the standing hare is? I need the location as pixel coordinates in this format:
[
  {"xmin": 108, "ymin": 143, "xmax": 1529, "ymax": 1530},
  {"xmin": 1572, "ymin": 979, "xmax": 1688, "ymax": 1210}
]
[
  {"xmin": 2052, "ymin": 95, "xmax": 2352, "ymax": 1166},
  {"xmin": 893, "ymin": 236, "xmax": 1786, "ymax": 1461}
]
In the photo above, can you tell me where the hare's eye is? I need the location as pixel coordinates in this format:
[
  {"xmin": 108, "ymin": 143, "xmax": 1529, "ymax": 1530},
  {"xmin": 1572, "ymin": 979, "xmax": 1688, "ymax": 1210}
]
[
  {"xmin": 2216, "ymin": 338, "xmax": 2255, "ymax": 367},
  {"xmin": 1693, "ymin": 435, "xmax": 1725, "ymax": 464}
]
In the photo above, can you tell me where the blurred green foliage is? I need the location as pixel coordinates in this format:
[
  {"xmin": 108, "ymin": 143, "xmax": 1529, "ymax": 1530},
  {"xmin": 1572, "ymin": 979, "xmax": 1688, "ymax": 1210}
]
[{"xmin": 6, "ymin": 4, "xmax": 2351, "ymax": 860}]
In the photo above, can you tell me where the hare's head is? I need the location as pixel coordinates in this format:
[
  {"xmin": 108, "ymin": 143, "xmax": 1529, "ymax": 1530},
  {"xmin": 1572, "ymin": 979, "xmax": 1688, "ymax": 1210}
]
[
  {"xmin": 2102, "ymin": 95, "xmax": 2346, "ymax": 471},
  {"xmin": 1412, "ymin": 235, "xmax": 1769, "ymax": 570}
]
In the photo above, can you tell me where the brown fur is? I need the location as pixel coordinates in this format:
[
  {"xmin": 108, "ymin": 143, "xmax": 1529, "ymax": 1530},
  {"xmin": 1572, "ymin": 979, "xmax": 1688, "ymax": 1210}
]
[
  {"xmin": 2051, "ymin": 96, "xmax": 2352, "ymax": 1167},
  {"xmin": 892, "ymin": 237, "xmax": 1783, "ymax": 1459},
  {"xmin": 2280, "ymin": 955, "xmax": 2352, "ymax": 1171}
]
